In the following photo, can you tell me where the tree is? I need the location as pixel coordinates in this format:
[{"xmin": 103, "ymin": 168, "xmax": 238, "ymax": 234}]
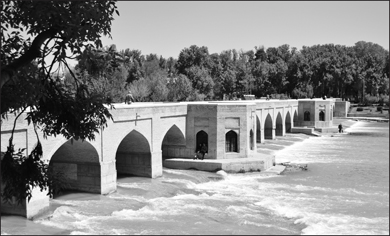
[
  {"xmin": 185, "ymin": 66, "xmax": 215, "ymax": 100},
  {"xmin": 167, "ymin": 74, "xmax": 193, "ymax": 102},
  {"xmin": 128, "ymin": 78, "xmax": 151, "ymax": 102},
  {"xmin": 76, "ymin": 44, "xmax": 128, "ymax": 103},
  {"xmin": 1, "ymin": 0, "xmax": 119, "ymax": 204},
  {"xmin": 176, "ymin": 45, "xmax": 211, "ymax": 75}
]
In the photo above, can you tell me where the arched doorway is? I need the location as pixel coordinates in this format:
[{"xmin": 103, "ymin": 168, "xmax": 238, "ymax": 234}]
[
  {"xmin": 256, "ymin": 116, "xmax": 261, "ymax": 143},
  {"xmin": 285, "ymin": 111, "xmax": 292, "ymax": 133},
  {"xmin": 116, "ymin": 130, "xmax": 151, "ymax": 177},
  {"xmin": 276, "ymin": 112, "xmax": 283, "ymax": 136},
  {"xmin": 161, "ymin": 125, "xmax": 186, "ymax": 159},
  {"xmin": 196, "ymin": 130, "xmax": 208, "ymax": 151},
  {"xmin": 319, "ymin": 110, "xmax": 325, "ymax": 121},
  {"xmin": 250, "ymin": 129, "xmax": 254, "ymax": 150},
  {"xmin": 49, "ymin": 139, "xmax": 101, "ymax": 195},
  {"xmin": 264, "ymin": 114, "xmax": 273, "ymax": 139},
  {"xmin": 225, "ymin": 130, "xmax": 238, "ymax": 152}
]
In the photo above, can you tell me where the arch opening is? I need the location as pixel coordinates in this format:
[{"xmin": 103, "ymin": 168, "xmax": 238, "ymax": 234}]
[
  {"xmin": 225, "ymin": 130, "xmax": 238, "ymax": 152},
  {"xmin": 49, "ymin": 139, "xmax": 101, "ymax": 197},
  {"xmin": 196, "ymin": 130, "xmax": 208, "ymax": 152},
  {"xmin": 116, "ymin": 130, "xmax": 151, "ymax": 178},
  {"xmin": 293, "ymin": 110, "xmax": 298, "ymax": 127},
  {"xmin": 285, "ymin": 111, "xmax": 292, "ymax": 133},
  {"xmin": 276, "ymin": 112, "xmax": 283, "ymax": 136},
  {"xmin": 250, "ymin": 129, "xmax": 254, "ymax": 150},
  {"xmin": 319, "ymin": 110, "xmax": 325, "ymax": 121},
  {"xmin": 264, "ymin": 114, "xmax": 273, "ymax": 140},
  {"xmin": 161, "ymin": 125, "xmax": 186, "ymax": 160},
  {"xmin": 256, "ymin": 115, "xmax": 261, "ymax": 143}
]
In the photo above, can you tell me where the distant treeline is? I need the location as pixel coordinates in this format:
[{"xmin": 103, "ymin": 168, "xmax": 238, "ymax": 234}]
[{"xmin": 67, "ymin": 41, "xmax": 389, "ymax": 104}]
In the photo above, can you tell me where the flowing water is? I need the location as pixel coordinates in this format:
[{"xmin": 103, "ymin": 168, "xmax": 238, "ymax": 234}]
[{"xmin": 1, "ymin": 120, "xmax": 389, "ymax": 235}]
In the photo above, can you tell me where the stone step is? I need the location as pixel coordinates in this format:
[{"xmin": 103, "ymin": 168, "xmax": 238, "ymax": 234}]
[{"xmin": 262, "ymin": 165, "xmax": 286, "ymax": 175}]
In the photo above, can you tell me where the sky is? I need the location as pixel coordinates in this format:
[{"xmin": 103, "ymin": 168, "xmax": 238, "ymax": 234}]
[{"xmin": 100, "ymin": 1, "xmax": 389, "ymax": 59}]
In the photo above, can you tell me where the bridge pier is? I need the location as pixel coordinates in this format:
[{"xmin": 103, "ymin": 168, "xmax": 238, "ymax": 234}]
[
  {"xmin": 1, "ymin": 186, "xmax": 50, "ymax": 220},
  {"xmin": 100, "ymin": 161, "xmax": 117, "ymax": 194},
  {"xmin": 151, "ymin": 150, "xmax": 163, "ymax": 178},
  {"xmin": 259, "ymin": 128, "xmax": 265, "ymax": 143}
]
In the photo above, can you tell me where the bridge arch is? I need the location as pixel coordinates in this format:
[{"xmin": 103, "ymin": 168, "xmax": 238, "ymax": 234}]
[
  {"xmin": 161, "ymin": 125, "xmax": 186, "ymax": 159},
  {"xmin": 49, "ymin": 138, "xmax": 101, "ymax": 195},
  {"xmin": 285, "ymin": 111, "xmax": 292, "ymax": 133},
  {"xmin": 293, "ymin": 110, "xmax": 298, "ymax": 127},
  {"xmin": 115, "ymin": 130, "xmax": 152, "ymax": 177},
  {"xmin": 256, "ymin": 115, "xmax": 262, "ymax": 143},
  {"xmin": 264, "ymin": 114, "xmax": 273, "ymax": 139},
  {"xmin": 249, "ymin": 129, "xmax": 254, "ymax": 150},
  {"xmin": 275, "ymin": 112, "xmax": 283, "ymax": 136}
]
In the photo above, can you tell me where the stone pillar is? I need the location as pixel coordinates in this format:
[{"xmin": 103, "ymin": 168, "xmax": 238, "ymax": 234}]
[
  {"xmin": 1, "ymin": 186, "xmax": 50, "ymax": 220},
  {"xmin": 151, "ymin": 150, "xmax": 163, "ymax": 178},
  {"xmin": 260, "ymin": 128, "xmax": 265, "ymax": 143},
  {"xmin": 272, "ymin": 127, "xmax": 276, "ymax": 140},
  {"xmin": 100, "ymin": 161, "xmax": 117, "ymax": 194}
]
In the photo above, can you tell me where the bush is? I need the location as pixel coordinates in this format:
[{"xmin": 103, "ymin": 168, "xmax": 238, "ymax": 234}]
[
  {"xmin": 356, "ymin": 107, "xmax": 363, "ymax": 112},
  {"xmin": 364, "ymin": 95, "xmax": 379, "ymax": 105},
  {"xmin": 379, "ymin": 95, "xmax": 389, "ymax": 106},
  {"xmin": 271, "ymin": 93, "xmax": 290, "ymax": 99}
]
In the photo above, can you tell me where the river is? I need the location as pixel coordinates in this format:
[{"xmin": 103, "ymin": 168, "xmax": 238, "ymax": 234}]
[{"xmin": 1, "ymin": 120, "xmax": 388, "ymax": 235}]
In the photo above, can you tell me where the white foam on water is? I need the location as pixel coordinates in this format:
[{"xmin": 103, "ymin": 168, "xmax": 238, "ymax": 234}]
[
  {"xmin": 241, "ymin": 220, "xmax": 296, "ymax": 233},
  {"xmin": 172, "ymin": 192, "xmax": 211, "ymax": 200},
  {"xmin": 163, "ymin": 168, "xmax": 203, "ymax": 179},
  {"xmin": 37, "ymin": 206, "xmax": 101, "ymax": 234},
  {"xmin": 216, "ymin": 170, "xmax": 228, "ymax": 177},
  {"xmin": 70, "ymin": 231, "xmax": 94, "ymax": 235},
  {"xmin": 254, "ymin": 194, "xmax": 389, "ymax": 235},
  {"xmin": 274, "ymin": 136, "xmax": 360, "ymax": 164},
  {"xmin": 117, "ymin": 182, "xmax": 151, "ymax": 190},
  {"xmin": 291, "ymin": 184, "xmax": 388, "ymax": 197},
  {"xmin": 300, "ymin": 215, "xmax": 389, "ymax": 235},
  {"xmin": 107, "ymin": 193, "xmax": 147, "ymax": 202},
  {"xmin": 111, "ymin": 196, "xmax": 187, "ymax": 220},
  {"xmin": 161, "ymin": 178, "xmax": 198, "ymax": 188}
]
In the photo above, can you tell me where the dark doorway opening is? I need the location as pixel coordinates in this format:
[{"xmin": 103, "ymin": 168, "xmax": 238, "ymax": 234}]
[{"xmin": 196, "ymin": 130, "xmax": 208, "ymax": 151}]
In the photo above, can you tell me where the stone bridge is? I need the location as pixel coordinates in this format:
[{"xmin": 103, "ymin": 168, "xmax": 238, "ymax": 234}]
[{"xmin": 1, "ymin": 99, "xmax": 301, "ymax": 218}]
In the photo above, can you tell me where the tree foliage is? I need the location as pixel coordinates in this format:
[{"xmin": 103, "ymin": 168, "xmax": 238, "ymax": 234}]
[
  {"xmin": 1, "ymin": 0, "xmax": 119, "ymax": 205},
  {"xmin": 94, "ymin": 42, "xmax": 387, "ymax": 103}
]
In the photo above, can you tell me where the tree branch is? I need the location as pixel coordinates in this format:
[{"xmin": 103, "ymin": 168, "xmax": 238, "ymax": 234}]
[{"xmin": 1, "ymin": 28, "xmax": 58, "ymax": 89}]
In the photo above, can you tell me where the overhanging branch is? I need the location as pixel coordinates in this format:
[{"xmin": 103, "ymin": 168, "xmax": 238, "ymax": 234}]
[{"xmin": 1, "ymin": 28, "xmax": 58, "ymax": 89}]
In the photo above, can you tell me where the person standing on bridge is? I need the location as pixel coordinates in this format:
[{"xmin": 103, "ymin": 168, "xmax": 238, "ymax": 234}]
[{"xmin": 125, "ymin": 91, "xmax": 135, "ymax": 104}]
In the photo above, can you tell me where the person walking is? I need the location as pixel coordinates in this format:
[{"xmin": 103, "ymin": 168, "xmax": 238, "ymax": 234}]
[{"xmin": 338, "ymin": 123, "xmax": 343, "ymax": 133}]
